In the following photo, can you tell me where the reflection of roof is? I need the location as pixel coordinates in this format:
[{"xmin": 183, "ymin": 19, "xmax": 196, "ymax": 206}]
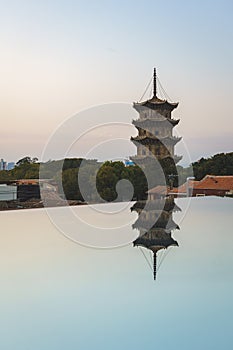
[
  {"xmin": 134, "ymin": 234, "xmax": 178, "ymax": 251},
  {"xmin": 131, "ymin": 199, "xmax": 181, "ymax": 212},
  {"xmin": 133, "ymin": 215, "xmax": 180, "ymax": 231},
  {"xmin": 194, "ymin": 175, "xmax": 233, "ymax": 190}
]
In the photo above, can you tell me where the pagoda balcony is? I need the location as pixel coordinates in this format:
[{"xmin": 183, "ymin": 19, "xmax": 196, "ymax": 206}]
[
  {"xmin": 131, "ymin": 135, "xmax": 182, "ymax": 145},
  {"xmin": 131, "ymin": 199, "xmax": 181, "ymax": 213},
  {"xmin": 132, "ymin": 118, "xmax": 179, "ymax": 126},
  {"xmin": 133, "ymin": 216, "xmax": 179, "ymax": 231}
]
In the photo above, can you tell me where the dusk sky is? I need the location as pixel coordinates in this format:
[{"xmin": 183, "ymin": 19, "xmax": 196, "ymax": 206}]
[{"xmin": 0, "ymin": 0, "xmax": 232, "ymax": 164}]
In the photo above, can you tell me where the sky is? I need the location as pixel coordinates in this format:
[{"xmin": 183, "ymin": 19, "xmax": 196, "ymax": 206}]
[{"xmin": 0, "ymin": 0, "xmax": 232, "ymax": 164}]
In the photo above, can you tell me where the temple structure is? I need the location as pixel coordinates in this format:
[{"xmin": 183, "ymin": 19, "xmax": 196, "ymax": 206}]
[
  {"xmin": 131, "ymin": 198, "xmax": 181, "ymax": 280},
  {"xmin": 131, "ymin": 68, "xmax": 182, "ymax": 165}
]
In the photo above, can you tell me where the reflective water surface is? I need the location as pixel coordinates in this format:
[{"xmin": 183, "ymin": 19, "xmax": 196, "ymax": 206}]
[{"xmin": 0, "ymin": 197, "xmax": 232, "ymax": 350}]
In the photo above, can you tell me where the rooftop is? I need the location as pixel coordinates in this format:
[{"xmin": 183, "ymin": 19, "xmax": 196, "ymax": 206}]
[{"xmin": 194, "ymin": 175, "xmax": 233, "ymax": 190}]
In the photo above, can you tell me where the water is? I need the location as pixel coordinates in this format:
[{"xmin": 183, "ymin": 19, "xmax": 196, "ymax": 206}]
[{"xmin": 0, "ymin": 197, "xmax": 232, "ymax": 350}]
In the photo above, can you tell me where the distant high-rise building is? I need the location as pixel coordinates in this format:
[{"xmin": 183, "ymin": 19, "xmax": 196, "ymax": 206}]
[{"xmin": 0, "ymin": 159, "xmax": 7, "ymax": 171}]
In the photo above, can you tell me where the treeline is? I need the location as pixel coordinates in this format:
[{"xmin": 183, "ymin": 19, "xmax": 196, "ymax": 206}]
[
  {"xmin": 0, "ymin": 157, "xmax": 40, "ymax": 180},
  {"xmin": 1, "ymin": 152, "xmax": 232, "ymax": 201},
  {"xmin": 0, "ymin": 156, "xmax": 148, "ymax": 201},
  {"xmin": 192, "ymin": 152, "xmax": 233, "ymax": 180}
]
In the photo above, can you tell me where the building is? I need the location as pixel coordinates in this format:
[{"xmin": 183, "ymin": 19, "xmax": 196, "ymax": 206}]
[
  {"xmin": 192, "ymin": 175, "xmax": 233, "ymax": 197},
  {"xmin": 131, "ymin": 197, "xmax": 181, "ymax": 280},
  {"xmin": 148, "ymin": 175, "xmax": 233, "ymax": 198},
  {"xmin": 130, "ymin": 68, "xmax": 182, "ymax": 166},
  {"xmin": 0, "ymin": 159, "xmax": 7, "ymax": 170},
  {"xmin": 0, "ymin": 179, "xmax": 58, "ymax": 202},
  {"xmin": 0, "ymin": 185, "xmax": 17, "ymax": 201}
]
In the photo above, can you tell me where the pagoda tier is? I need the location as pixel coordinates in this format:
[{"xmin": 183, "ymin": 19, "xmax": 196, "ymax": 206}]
[
  {"xmin": 133, "ymin": 215, "xmax": 179, "ymax": 232},
  {"xmin": 132, "ymin": 118, "xmax": 180, "ymax": 128},
  {"xmin": 130, "ymin": 154, "xmax": 183, "ymax": 164},
  {"xmin": 133, "ymin": 231, "xmax": 178, "ymax": 250},
  {"xmin": 131, "ymin": 195, "xmax": 180, "ymax": 281},
  {"xmin": 133, "ymin": 97, "xmax": 178, "ymax": 112},
  {"xmin": 131, "ymin": 135, "xmax": 182, "ymax": 146},
  {"xmin": 134, "ymin": 231, "xmax": 178, "ymax": 280},
  {"xmin": 131, "ymin": 199, "xmax": 181, "ymax": 213}
]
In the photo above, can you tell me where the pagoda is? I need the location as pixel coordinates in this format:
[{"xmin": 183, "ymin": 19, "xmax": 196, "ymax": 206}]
[
  {"xmin": 130, "ymin": 68, "xmax": 182, "ymax": 165},
  {"xmin": 131, "ymin": 198, "xmax": 181, "ymax": 280}
]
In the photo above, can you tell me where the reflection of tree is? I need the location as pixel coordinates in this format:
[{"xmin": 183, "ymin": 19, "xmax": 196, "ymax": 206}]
[{"xmin": 131, "ymin": 197, "xmax": 181, "ymax": 280}]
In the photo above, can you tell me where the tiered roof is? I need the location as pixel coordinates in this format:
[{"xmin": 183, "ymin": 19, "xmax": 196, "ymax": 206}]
[
  {"xmin": 132, "ymin": 118, "xmax": 180, "ymax": 128},
  {"xmin": 131, "ymin": 198, "xmax": 181, "ymax": 212},
  {"xmin": 133, "ymin": 97, "xmax": 178, "ymax": 112},
  {"xmin": 134, "ymin": 233, "xmax": 178, "ymax": 251},
  {"xmin": 130, "ymin": 154, "xmax": 183, "ymax": 164},
  {"xmin": 131, "ymin": 135, "xmax": 182, "ymax": 146}
]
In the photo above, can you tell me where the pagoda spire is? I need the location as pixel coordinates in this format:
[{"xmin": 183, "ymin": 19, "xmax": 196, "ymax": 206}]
[
  {"xmin": 153, "ymin": 251, "xmax": 157, "ymax": 280},
  {"xmin": 153, "ymin": 67, "xmax": 157, "ymax": 97}
]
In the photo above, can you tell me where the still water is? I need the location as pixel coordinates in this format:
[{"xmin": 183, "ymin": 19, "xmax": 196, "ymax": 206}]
[{"xmin": 0, "ymin": 197, "xmax": 232, "ymax": 350}]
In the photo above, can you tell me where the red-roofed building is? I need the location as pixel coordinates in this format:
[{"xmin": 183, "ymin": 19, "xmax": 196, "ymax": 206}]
[
  {"xmin": 192, "ymin": 175, "xmax": 233, "ymax": 197},
  {"xmin": 147, "ymin": 185, "xmax": 169, "ymax": 199},
  {"xmin": 147, "ymin": 175, "xmax": 233, "ymax": 199}
]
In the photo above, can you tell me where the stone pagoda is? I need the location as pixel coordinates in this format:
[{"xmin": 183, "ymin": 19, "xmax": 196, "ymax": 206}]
[
  {"xmin": 131, "ymin": 198, "xmax": 181, "ymax": 280},
  {"xmin": 131, "ymin": 68, "xmax": 182, "ymax": 165}
]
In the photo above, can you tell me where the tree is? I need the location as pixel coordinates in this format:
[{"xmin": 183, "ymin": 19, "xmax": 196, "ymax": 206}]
[
  {"xmin": 96, "ymin": 165, "xmax": 118, "ymax": 201},
  {"xmin": 16, "ymin": 157, "xmax": 33, "ymax": 166},
  {"xmin": 192, "ymin": 152, "xmax": 233, "ymax": 180}
]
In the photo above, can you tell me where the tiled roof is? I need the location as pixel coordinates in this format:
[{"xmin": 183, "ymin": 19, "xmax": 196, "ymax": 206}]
[
  {"xmin": 147, "ymin": 175, "xmax": 233, "ymax": 196},
  {"xmin": 147, "ymin": 185, "xmax": 169, "ymax": 195},
  {"xmin": 194, "ymin": 175, "xmax": 233, "ymax": 190},
  {"xmin": 175, "ymin": 180, "xmax": 199, "ymax": 193}
]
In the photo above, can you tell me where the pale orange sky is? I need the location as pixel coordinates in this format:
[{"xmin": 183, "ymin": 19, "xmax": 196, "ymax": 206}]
[{"xmin": 0, "ymin": 0, "xmax": 232, "ymax": 164}]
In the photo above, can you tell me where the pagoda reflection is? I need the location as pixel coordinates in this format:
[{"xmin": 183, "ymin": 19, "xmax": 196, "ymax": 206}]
[{"xmin": 131, "ymin": 197, "xmax": 181, "ymax": 280}]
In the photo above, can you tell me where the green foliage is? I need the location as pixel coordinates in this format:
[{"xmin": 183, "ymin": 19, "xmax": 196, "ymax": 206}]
[
  {"xmin": 2, "ymin": 152, "xmax": 231, "ymax": 202},
  {"xmin": 62, "ymin": 168, "xmax": 84, "ymax": 201},
  {"xmin": 16, "ymin": 156, "xmax": 38, "ymax": 166},
  {"xmin": 96, "ymin": 161, "xmax": 148, "ymax": 201},
  {"xmin": 62, "ymin": 158, "xmax": 84, "ymax": 171},
  {"xmin": 96, "ymin": 164, "xmax": 118, "ymax": 201},
  {"xmin": 192, "ymin": 152, "xmax": 233, "ymax": 180}
]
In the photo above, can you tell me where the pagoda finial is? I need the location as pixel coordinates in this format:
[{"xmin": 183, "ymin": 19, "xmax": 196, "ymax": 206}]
[
  {"xmin": 153, "ymin": 251, "xmax": 157, "ymax": 280},
  {"xmin": 153, "ymin": 67, "xmax": 157, "ymax": 98}
]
